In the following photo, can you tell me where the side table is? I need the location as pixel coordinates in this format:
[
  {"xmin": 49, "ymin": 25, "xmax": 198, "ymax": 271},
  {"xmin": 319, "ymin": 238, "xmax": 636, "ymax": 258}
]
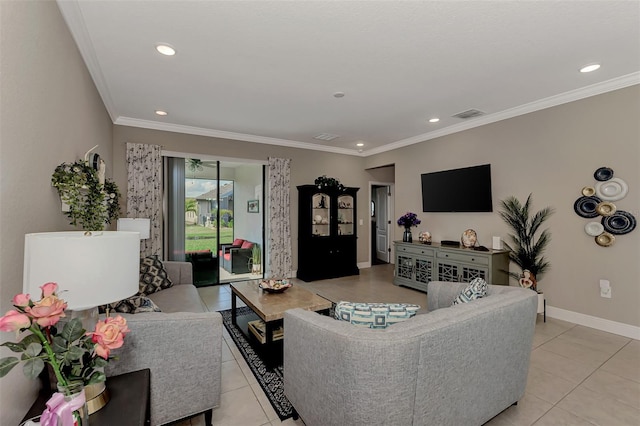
[{"xmin": 22, "ymin": 368, "xmax": 150, "ymax": 426}]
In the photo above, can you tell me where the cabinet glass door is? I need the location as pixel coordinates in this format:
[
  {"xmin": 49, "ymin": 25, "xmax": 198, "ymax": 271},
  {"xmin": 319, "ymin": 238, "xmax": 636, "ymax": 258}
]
[
  {"xmin": 397, "ymin": 255, "xmax": 413, "ymax": 279},
  {"xmin": 415, "ymin": 258, "xmax": 433, "ymax": 284},
  {"xmin": 312, "ymin": 193, "xmax": 330, "ymax": 236},
  {"xmin": 337, "ymin": 194, "xmax": 354, "ymax": 236}
]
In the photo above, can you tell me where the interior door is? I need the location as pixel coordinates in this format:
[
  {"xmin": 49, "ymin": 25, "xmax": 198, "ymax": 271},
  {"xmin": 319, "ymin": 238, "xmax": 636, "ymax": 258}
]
[{"xmin": 375, "ymin": 186, "xmax": 390, "ymax": 263}]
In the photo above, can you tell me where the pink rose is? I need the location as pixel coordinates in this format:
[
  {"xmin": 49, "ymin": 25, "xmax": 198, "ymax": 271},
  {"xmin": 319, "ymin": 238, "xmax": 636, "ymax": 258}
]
[
  {"xmin": 0, "ymin": 310, "xmax": 31, "ymax": 332},
  {"xmin": 40, "ymin": 282, "xmax": 58, "ymax": 298},
  {"xmin": 12, "ymin": 293, "xmax": 31, "ymax": 308},
  {"xmin": 25, "ymin": 295, "xmax": 67, "ymax": 327},
  {"xmin": 89, "ymin": 316, "xmax": 129, "ymax": 359}
]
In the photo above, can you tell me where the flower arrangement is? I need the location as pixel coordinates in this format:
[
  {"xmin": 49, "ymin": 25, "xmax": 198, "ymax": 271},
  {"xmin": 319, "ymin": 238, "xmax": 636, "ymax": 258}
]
[
  {"xmin": 314, "ymin": 175, "xmax": 345, "ymax": 191},
  {"xmin": 52, "ymin": 160, "xmax": 120, "ymax": 231},
  {"xmin": 397, "ymin": 212, "xmax": 421, "ymax": 228},
  {"xmin": 0, "ymin": 282, "xmax": 129, "ymax": 390}
]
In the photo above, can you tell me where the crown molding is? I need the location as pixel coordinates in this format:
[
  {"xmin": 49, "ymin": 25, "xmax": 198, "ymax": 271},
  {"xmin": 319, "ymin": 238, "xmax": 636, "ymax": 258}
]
[
  {"xmin": 114, "ymin": 117, "xmax": 363, "ymax": 156},
  {"xmin": 363, "ymin": 73, "xmax": 640, "ymax": 157},
  {"xmin": 56, "ymin": 0, "xmax": 118, "ymax": 122}
]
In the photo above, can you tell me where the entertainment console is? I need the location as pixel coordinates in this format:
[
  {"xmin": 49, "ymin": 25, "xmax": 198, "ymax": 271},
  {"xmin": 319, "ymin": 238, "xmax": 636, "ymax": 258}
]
[{"xmin": 393, "ymin": 241, "xmax": 509, "ymax": 293}]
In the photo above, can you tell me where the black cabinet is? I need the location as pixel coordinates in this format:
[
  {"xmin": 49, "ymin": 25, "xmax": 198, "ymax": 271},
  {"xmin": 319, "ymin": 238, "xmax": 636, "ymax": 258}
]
[{"xmin": 297, "ymin": 185, "xmax": 359, "ymax": 281}]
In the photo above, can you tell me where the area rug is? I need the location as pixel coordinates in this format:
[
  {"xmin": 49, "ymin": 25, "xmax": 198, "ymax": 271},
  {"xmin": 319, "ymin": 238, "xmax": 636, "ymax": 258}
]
[{"xmin": 218, "ymin": 307, "xmax": 293, "ymax": 421}]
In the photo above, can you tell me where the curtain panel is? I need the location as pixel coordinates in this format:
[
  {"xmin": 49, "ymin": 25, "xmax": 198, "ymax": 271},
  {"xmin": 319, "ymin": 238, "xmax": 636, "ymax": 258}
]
[
  {"xmin": 126, "ymin": 143, "xmax": 162, "ymax": 257},
  {"xmin": 268, "ymin": 157, "xmax": 292, "ymax": 278}
]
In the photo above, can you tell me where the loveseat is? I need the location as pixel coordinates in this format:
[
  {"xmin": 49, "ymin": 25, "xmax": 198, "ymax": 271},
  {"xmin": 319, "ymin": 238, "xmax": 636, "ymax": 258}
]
[
  {"xmin": 283, "ymin": 281, "xmax": 537, "ymax": 426},
  {"xmin": 104, "ymin": 261, "xmax": 223, "ymax": 426}
]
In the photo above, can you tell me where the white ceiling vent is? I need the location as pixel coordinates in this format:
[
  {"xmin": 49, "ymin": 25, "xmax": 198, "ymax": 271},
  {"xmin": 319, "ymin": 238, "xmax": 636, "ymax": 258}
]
[
  {"xmin": 452, "ymin": 109, "xmax": 485, "ymax": 119},
  {"xmin": 313, "ymin": 133, "xmax": 340, "ymax": 141}
]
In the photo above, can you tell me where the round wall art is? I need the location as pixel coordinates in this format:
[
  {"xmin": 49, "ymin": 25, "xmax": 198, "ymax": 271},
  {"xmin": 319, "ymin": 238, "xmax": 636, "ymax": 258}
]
[
  {"xmin": 576, "ymin": 166, "xmax": 635, "ymax": 247},
  {"xmin": 573, "ymin": 196, "xmax": 601, "ymax": 218}
]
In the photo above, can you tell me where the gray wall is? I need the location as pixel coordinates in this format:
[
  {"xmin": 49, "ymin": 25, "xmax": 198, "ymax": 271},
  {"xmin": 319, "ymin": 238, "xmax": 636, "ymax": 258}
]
[
  {"xmin": 366, "ymin": 86, "xmax": 640, "ymax": 328},
  {"xmin": 0, "ymin": 1, "xmax": 113, "ymax": 423}
]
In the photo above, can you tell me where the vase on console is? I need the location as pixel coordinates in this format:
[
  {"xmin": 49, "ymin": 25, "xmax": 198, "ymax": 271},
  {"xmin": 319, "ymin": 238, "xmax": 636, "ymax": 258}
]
[{"xmin": 403, "ymin": 227, "xmax": 412, "ymax": 242}]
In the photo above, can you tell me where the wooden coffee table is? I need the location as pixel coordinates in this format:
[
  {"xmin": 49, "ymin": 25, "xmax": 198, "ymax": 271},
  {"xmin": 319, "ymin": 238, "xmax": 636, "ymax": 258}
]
[{"xmin": 230, "ymin": 280, "xmax": 332, "ymax": 345}]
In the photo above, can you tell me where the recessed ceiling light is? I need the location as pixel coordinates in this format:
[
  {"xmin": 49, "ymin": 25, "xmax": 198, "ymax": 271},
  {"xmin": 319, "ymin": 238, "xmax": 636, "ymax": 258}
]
[
  {"xmin": 356, "ymin": 142, "xmax": 364, "ymax": 147},
  {"xmin": 580, "ymin": 63, "xmax": 600, "ymax": 73},
  {"xmin": 429, "ymin": 118, "xmax": 440, "ymax": 123},
  {"xmin": 333, "ymin": 92, "xmax": 345, "ymax": 98},
  {"xmin": 155, "ymin": 110, "xmax": 168, "ymax": 116},
  {"xmin": 156, "ymin": 44, "xmax": 176, "ymax": 56}
]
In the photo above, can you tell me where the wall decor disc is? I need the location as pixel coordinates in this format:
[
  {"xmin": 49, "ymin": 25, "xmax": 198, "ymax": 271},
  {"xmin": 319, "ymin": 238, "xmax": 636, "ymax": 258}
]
[
  {"xmin": 601, "ymin": 211, "xmax": 636, "ymax": 235},
  {"xmin": 595, "ymin": 178, "xmax": 628, "ymax": 201},
  {"xmin": 582, "ymin": 186, "xmax": 596, "ymax": 196},
  {"xmin": 584, "ymin": 222, "xmax": 604, "ymax": 237},
  {"xmin": 574, "ymin": 196, "xmax": 602, "ymax": 218},
  {"xmin": 594, "ymin": 167, "xmax": 614, "ymax": 181},
  {"xmin": 595, "ymin": 232, "xmax": 615, "ymax": 247},
  {"xmin": 595, "ymin": 201, "xmax": 616, "ymax": 217}
]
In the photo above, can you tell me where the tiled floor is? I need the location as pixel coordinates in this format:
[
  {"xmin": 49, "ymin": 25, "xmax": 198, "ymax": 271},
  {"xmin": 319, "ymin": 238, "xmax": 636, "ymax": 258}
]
[{"xmin": 178, "ymin": 264, "xmax": 639, "ymax": 426}]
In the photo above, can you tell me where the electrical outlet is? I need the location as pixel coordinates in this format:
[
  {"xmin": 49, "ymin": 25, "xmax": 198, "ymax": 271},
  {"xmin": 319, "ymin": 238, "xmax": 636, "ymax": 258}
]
[{"xmin": 600, "ymin": 279, "xmax": 611, "ymax": 298}]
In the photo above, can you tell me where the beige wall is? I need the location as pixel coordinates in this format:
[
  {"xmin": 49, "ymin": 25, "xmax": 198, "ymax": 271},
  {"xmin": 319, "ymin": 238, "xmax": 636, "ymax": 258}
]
[
  {"xmin": 112, "ymin": 126, "xmax": 371, "ymax": 269},
  {"xmin": 0, "ymin": 1, "xmax": 113, "ymax": 424},
  {"xmin": 366, "ymin": 86, "xmax": 640, "ymax": 328}
]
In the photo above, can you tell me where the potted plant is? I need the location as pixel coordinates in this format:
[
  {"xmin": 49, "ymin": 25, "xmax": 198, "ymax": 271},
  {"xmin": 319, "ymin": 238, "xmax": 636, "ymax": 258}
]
[
  {"xmin": 52, "ymin": 160, "xmax": 120, "ymax": 231},
  {"xmin": 250, "ymin": 244, "xmax": 261, "ymax": 274},
  {"xmin": 499, "ymin": 194, "xmax": 554, "ymax": 314}
]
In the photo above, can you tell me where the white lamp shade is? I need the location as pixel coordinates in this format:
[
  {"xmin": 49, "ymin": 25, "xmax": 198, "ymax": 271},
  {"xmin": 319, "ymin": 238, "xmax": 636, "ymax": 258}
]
[
  {"xmin": 117, "ymin": 218, "xmax": 151, "ymax": 240},
  {"xmin": 24, "ymin": 232, "xmax": 140, "ymax": 310}
]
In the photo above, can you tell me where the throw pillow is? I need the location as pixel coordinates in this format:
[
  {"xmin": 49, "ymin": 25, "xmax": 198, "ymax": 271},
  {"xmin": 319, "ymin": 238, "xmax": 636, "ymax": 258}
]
[
  {"xmin": 334, "ymin": 302, "xmax": 420, "ymax": 329},
  {"xmin": 241, "ymin": 241, "xmax": 253, "ymax": 250},
  {"xmin": 451, "ymin": 277, "xmax": 488, "ymax": 306},
  {"xmin": 232, "ymin": 238, "xmax": 244, "ymax": 247},
  {"xmin": 100, "ymin": 295, "xmax": 162, "ymax": 314},
  {"xmin": 139, "ymin": 255, "xmax": 173, "ymax": 295}
]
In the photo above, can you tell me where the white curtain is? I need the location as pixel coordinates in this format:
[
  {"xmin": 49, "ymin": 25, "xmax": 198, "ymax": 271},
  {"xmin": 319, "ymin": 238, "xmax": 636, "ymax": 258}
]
[
  {"xmin": 268, "ymin": 157, "xmax": 292, "ymax": 278},
  {"xmin": 126, "ymin": 143, "xmax": 162, "ymax": 257}
]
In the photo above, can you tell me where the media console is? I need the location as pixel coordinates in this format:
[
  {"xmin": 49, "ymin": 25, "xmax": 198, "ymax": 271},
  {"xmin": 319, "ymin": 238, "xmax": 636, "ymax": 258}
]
[{"xmin": 393, "ymin": 241, "xmax": 509, "ymax": 293}]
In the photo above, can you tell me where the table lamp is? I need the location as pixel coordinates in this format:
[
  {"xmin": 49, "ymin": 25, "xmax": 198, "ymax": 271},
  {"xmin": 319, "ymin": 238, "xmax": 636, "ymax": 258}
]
[
  {"xmin": 23, "ymin": 231, "xmax": 140, "ymax": 414},
  {"xmin": 117, "ymin": 218, "xmax": 151, "ymax": 240}
]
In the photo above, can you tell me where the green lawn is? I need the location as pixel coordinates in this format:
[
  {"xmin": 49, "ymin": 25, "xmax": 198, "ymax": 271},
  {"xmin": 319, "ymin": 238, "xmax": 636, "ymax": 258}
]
[{"xmin": 185, "ymin": 224, "xmax": 234, "ymax": 252}]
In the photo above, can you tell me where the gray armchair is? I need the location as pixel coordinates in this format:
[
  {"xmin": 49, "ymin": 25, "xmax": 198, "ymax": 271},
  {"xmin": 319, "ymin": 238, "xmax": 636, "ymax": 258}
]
[{"xmin": 105, "ymin": 261, "xmax": 222, "ymax": 426}]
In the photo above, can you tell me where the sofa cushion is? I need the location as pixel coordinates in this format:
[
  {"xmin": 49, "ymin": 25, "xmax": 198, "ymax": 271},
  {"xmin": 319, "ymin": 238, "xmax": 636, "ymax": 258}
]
[
  {"xmin": 451, "ymin": 277, "xmax": 488, "ymax": 305},
  {"xmin": 148, "ymin": 284, "xmax": 207, "ymax": 313},
  {"xmin": 241, "ymin": 241, "xmax": 253, "ymax": 249},
  {"xmin": 232, "ymin": 238, "xmax": 245, "ymax": 247},
  {"xmin": 100, "ymin": 295, "xmax": 162, "ymax": 314},
  {"xmin": 334, "ymin": 301, "xmax": 420, "ymax": 329},
  {"xmin": 139, "ymin": 255, "xmax": 173, "ymax": 295}
]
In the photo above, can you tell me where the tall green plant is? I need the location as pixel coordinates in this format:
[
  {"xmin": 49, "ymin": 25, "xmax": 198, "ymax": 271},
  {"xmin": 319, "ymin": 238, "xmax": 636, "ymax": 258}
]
[{"xmin": 499, "ymin": 194, "xmax": 555, "ymax": 285}]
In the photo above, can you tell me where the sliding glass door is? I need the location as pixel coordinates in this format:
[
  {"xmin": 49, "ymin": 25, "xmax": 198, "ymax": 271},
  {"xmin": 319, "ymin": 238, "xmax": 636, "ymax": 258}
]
[{"xmin": 166, "ymin": 156, "xmax": 264, "ymax": 286}]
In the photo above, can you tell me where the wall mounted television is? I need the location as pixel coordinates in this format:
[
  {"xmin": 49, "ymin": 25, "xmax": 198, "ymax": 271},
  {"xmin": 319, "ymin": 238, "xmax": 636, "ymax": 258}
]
[{"xmin": 421, "ymin": 164, "xmax": 493, "ymax": 212}]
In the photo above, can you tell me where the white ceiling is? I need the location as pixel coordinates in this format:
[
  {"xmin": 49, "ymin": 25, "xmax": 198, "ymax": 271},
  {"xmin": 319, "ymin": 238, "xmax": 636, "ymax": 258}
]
[{"xmin": 57, "ymin": 0, "xmax": 640, "ymax": 156}]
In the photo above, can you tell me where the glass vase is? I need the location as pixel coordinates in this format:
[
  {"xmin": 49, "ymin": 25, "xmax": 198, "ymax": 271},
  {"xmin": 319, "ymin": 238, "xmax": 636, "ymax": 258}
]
[
  {"xmin": 56, "ymin": 382, "xmax": 89, "ymax": 426},
  {"xmin": 403, "ymin": 228, "xmax": 412, "ymax": 242}
]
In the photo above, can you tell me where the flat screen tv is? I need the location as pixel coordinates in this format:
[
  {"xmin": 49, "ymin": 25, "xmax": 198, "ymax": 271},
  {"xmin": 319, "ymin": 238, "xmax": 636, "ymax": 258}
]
[{"xmin": 421, "ymin": 164, "xmax": 493, "ymax": 212}]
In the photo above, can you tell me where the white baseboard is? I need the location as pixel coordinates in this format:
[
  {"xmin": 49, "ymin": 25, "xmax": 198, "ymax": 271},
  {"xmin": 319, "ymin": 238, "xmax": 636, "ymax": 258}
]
[
  {"xmin": 357, "ymin": 261, "xmax": 371, "ymax": 269},
  {"xmin": 546, "ymin": 305, "xmax": 640, "ymax": 340}
]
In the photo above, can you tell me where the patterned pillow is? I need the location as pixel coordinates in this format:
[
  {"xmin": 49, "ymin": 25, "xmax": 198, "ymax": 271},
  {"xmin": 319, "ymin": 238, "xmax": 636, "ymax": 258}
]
[
  {"xmin": 451, "ymin": 278, "xmax": 488, "ymax": 306},
  {"xmin": 100, "ymin": 295, "xmax": 162, "ymax": 314},
  {"xmin": 139, "ymin": 255, "xmax": 173, "ymax": 295},
  {"xmin": 334, "ymin": 302, "xmax": 420, "ymax": 329}
]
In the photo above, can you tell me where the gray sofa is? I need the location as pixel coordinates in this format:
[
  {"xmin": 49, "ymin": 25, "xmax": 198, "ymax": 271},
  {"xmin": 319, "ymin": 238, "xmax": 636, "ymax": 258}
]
[
  {"xmin": 104, "ymin": 261, "xmax": 223, "ymax": 426},
  {"xmin": 284, "ymin": 281, "xmax": 537, "ymax": 426}
]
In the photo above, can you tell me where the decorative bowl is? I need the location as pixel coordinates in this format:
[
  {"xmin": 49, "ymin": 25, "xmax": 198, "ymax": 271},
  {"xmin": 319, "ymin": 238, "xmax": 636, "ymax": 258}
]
[{"xmin": 259, "ymin": 279, "xmax": 292, "ymax": 293}]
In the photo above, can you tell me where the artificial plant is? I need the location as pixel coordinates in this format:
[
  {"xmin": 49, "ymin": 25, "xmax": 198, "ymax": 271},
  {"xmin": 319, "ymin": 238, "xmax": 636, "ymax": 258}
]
[
  {"xmin": 52, "ymin": 160, "xmax": 120, "ymax": 231},
  {"xmin": 499, "ymin": 193, "xmax": 554, "ymax": 290}
]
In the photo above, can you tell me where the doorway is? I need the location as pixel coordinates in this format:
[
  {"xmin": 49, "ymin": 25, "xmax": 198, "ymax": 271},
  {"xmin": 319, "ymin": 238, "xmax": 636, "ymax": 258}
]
[
  {"xmin": 165, "ymin": 156, "xmax": 265, "ymax": 286},
  {"xmin": 371, "ymin": 184, "xmax": 393, "ymax": 265}
]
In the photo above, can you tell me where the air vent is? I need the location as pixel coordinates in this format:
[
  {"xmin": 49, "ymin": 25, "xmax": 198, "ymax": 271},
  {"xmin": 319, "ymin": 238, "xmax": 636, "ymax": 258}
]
[
  {"xmin": 313, "ymin": 133, "xmax": 340, "ymax": 141},
  {"xmin": 452, "ymin": 109, "xmax": 485, "ymax": 119}
]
